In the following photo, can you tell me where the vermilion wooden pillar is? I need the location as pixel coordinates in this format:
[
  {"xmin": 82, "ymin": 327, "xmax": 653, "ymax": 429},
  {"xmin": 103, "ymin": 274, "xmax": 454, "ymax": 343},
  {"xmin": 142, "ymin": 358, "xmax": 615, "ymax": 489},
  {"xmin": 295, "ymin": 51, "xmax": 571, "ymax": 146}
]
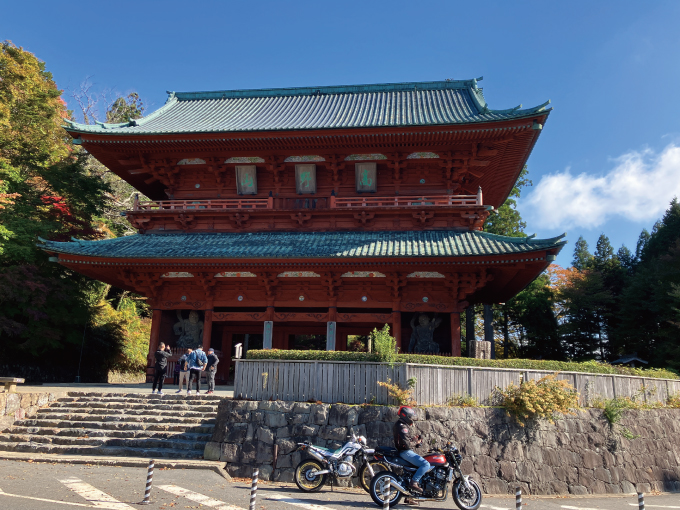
[
  {"xmin": 202, "ymin": 310, "xmax": 213, "ymax": 351},
  {"xmin": 450, "ymin": 312, "xmax": 461, "ymax": 357},
  {"xmin": 221, "ymin": 329, "xmax": 233, "ymax": 384},
  {"xmin": 392, "ymin": 312, "xmax": 402, "ymax": 352}
]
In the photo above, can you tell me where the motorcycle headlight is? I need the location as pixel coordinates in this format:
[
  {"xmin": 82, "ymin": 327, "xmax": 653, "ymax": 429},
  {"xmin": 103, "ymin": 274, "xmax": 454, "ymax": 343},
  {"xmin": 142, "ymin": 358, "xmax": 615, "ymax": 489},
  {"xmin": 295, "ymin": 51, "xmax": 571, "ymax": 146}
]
[{"xmin": 359, "ymin": 435, "xmax": 367, "ymax": 445}]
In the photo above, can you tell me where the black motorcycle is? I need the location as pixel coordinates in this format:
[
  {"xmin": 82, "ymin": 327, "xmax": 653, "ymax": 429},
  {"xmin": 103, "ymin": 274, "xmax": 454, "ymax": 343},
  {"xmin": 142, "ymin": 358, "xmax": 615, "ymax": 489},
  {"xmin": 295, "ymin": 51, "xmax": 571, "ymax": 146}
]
[{"xmin": 369, "ymin": 442, "xmax": 482, "ymax": 509}]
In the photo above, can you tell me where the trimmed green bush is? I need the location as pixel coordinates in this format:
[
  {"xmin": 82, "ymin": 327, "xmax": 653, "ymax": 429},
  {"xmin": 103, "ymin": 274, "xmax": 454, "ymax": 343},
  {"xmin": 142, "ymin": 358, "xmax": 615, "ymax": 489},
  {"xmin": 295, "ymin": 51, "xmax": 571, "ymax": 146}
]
[{"xmin": 245, "ymin": 349, "xmax": 680, "ymax": 380}]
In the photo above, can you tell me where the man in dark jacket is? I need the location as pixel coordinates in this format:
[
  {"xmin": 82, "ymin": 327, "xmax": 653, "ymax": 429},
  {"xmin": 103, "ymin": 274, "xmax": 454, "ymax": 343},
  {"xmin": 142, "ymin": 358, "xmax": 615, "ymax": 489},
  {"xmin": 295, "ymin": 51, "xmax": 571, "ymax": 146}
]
[
  {"xmin": 205, "ymin": 348, "xmax": 219, "ymax": 394},
  {"xmin": 152, "ymin": 342, "xmax": 172, "ymax": 396},
  {"xmin": 394, "ymin": 405, "xmax": 430, "ymax": 493}
]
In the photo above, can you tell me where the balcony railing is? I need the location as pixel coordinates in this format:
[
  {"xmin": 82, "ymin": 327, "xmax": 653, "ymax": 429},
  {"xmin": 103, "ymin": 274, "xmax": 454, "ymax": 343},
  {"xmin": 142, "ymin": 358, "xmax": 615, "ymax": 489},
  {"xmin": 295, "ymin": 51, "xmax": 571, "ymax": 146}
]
[
  {"xmin": 330, "ymin": 193, "xmax": 481, "ymax": 208},
  {"xmin": 133, "ymin": 197, "xmax": 274, "ymax": 211},
  {"xmin": 131, "ymin": 191, "xmax": 483, "ymax": 212}
]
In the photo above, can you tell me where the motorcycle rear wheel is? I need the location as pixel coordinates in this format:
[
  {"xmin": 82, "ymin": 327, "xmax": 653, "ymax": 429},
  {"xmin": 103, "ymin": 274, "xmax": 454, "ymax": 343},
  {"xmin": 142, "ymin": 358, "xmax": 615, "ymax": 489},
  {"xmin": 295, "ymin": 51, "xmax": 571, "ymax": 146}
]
[
  {"xmin": 369, "ymin": 471, "xmax": 403, "ymax": 508},
  {"xmin": 452, "ymin": 477, "xmax": 482, "ymax": 510},
  {"xmin": 294, "ymin": 460, "xmax": 327, "ymax": 492},
  {"xmin": 359, "ymin": 461, "xmax": 390, "ymax": 493}
]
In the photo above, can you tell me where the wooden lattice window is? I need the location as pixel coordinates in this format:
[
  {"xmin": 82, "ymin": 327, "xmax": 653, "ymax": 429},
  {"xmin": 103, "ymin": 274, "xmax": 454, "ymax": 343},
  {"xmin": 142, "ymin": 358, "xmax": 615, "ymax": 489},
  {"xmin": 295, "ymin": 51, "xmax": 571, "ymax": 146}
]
[
  {"xmin": 355, "ymin": 162, "xmax": 377, "ymax": 193},
  {"xmin": 235, "ymin": 165, "xmax": 257, "ymax": 195},
  {"xmin": 295, "ymin": 164, "xmax": 317, "ymax": 194}
]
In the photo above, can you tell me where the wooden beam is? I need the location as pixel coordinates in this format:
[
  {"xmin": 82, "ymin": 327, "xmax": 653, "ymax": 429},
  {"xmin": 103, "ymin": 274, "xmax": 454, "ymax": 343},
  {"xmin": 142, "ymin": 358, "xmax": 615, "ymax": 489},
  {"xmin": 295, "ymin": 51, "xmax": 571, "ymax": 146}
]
[{"xmin": 450, "ymin": 312, "xmax": 461, "ymax": 357}]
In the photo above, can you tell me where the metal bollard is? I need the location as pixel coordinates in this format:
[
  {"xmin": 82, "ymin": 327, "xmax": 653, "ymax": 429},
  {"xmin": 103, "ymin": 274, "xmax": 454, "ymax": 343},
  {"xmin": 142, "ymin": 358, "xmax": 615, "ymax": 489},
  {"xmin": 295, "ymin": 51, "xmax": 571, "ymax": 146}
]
[
  {"xmin": 140, "ymin": 459, "xmax": 154, "ymax": 505},
  {"xmin": 638, "ymin": 492, "xmax": 645, "ymax": 510},
  {"xmin": 383, "ymin": 478, "xmax": 390, "ymax": 509},
  {"xmin": 515, "ymin": 486, "xmax": 522, "ymax": 509},
  {"xmin": 249, "ymin": 468, "xmax": 258, "ymax": 510}
]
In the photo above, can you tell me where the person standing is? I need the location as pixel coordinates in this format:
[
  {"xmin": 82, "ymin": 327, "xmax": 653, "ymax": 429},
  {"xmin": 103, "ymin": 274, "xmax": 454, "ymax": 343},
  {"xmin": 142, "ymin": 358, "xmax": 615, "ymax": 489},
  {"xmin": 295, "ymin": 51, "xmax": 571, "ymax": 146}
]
[
  {"xmin": 205, "ymin": 348, "xmax": 219, "ymax": 394},
  {"xmin": 176, "ymin": 348, "xmax": 192, "ymax": 393},
  {"xmin": 187, "ymin": 346, "xmax": 207, "ymax": 395},
  {"xmin": 152, "ymin": 342, "xmax": 172, "ymax": 396}
]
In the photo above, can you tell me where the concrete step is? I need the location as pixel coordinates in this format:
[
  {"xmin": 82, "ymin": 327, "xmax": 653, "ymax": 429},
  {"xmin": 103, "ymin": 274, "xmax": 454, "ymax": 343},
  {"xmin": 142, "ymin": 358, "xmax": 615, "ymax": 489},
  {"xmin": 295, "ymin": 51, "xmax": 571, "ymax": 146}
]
[
  {"xmin": 18, "ymin": 418, "xmax": 215, "ymax": 432},
  {"xmin": 3, "ymin": 433, "xmax": 207, "ymax": 450},
  {"xmin": 8, "ymin": 426, "xmax": 213, "ymax": 441},
  {"xmin": 0, "ymin": 440, "xmax": 205, "ymax": 459},
  {"xmin": 49, "ymin": 402, "xmax": 218, "ymax": 412},
  {"xmin": 62, "ymin": 393, "xmax": 223, "ymax": 402},
  {"xmin": 39, "ymin": 407, "xmax": 217, "ymax": 418},
  {"xmin": 31, "ymin": 412, "xmax": 216, "ymax": 424},
  {"xmin": 2, "ymin": 393, "xmax": 223, "ymax": 460}
]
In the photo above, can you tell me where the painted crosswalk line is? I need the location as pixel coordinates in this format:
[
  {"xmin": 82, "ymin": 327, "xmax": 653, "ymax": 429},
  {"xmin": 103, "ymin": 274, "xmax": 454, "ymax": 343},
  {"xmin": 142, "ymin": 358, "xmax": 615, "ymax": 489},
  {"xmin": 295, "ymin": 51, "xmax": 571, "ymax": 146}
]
[
  {"xmin": 0, "ymin": 487, "xmax": 98, "ymax": 508},
  {"xmin": 267, "ymin": 493, "xmax": 335, "ymax": 510},
  {"xmin": 157, "ymin": 484, "xmax": 245, "ymax": 510},
  {"xmin": 628, "ymin": 505, "xmax": 680, "ymax": 509},
  {"xmin": 59, "ymin": 477, "xmax": 135, "ymax": 509}
]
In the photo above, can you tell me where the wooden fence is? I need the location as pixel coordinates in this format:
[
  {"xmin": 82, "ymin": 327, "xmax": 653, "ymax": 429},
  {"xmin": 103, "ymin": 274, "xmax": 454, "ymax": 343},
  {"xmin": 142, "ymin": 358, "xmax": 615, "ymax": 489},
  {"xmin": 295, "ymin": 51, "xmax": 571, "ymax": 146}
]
[{"xmin": 233, "ymin": 359, "xmax": 680, "ymax": 406}]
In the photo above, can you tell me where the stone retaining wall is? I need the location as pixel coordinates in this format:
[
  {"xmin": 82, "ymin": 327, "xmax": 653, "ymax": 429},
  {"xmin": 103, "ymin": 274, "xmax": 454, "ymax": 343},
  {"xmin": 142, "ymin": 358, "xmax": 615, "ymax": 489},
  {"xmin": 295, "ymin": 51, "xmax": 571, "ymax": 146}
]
[
  {"xmin": 205, "ymin": 400, "xmax": 680, "ymax": 495},
  {"xmin": 0, "ymin": 391, "xmax": 67, "ymax": 431}
]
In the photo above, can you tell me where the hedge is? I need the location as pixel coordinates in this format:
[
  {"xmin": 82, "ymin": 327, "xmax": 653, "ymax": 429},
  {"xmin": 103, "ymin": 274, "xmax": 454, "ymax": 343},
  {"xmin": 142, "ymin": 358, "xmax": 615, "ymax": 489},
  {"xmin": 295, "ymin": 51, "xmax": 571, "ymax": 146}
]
[{"xmin": 245, "ymin": 349, "xmax": 680, "ymax": 380}]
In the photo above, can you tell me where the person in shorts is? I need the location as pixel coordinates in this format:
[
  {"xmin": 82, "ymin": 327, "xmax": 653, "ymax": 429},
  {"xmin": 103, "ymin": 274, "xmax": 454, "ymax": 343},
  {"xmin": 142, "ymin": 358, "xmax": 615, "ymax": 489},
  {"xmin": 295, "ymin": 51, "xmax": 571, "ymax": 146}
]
[{"xmin": 176, "ymin": 348, "xmax": 192, "ymax": 393}]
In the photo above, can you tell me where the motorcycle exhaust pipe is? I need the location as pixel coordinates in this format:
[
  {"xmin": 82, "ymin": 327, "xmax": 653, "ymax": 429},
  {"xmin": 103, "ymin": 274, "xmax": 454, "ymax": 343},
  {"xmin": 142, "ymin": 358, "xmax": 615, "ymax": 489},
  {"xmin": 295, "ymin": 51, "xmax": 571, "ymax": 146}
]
[
  {"xmin": 386, "ymin": 480, "xmax": 408, "ymax": 494},
  {"xmin": 306, "ymin": 449, "xmax": 325, "ymax": 463},
  {"xmin": 309, "ymin": 469, "xmax": 331, "ymax": 476}
]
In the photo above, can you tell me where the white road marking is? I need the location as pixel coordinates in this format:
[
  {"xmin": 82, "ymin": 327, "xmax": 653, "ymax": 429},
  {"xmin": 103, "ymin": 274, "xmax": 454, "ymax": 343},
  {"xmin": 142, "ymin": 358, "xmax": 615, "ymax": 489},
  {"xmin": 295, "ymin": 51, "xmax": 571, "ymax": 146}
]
[
  {"xmin": 157, "ymin": 484, "xmax": 244, "ymax": 510},
  {"xmin": 481, "ymin": 505, "xmax": 512, "ymax": 510},
  {"xmin": 267, "ymin": 493, "xmax": 333, "ymax": 510},
  {"xmin": 561, "ymin": 506, "xmax": 604, "ymax": 510},
  {"xmin": 629, "ymin": 505, "xmax": 680, "ymax": 509},
  {"xmin": 59, "ymin": 477, "xmax": 135, "ymax": 509},
  {"xmin": 0, "ymin": 487, "xmax": 98, "ymax": 507}
]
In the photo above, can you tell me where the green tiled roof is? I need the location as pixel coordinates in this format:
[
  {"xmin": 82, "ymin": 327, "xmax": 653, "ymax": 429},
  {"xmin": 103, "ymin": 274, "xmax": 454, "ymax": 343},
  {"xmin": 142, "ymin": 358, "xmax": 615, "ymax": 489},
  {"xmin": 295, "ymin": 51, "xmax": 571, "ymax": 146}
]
[
  {"xmin": 63, "ymin": 79, "xmax": 551, "ymax": 136},
  {"xmin": 40, "ymin": 231, "xmax": 566, "ymax": 260}
]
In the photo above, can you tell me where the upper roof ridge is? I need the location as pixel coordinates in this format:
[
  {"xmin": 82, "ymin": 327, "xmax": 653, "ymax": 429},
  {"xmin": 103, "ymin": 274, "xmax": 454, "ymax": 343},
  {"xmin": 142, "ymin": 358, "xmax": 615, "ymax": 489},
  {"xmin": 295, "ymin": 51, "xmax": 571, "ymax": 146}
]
[{"xmin": 168, "ymin": 79, "xmax": 478, "ymax": 101}]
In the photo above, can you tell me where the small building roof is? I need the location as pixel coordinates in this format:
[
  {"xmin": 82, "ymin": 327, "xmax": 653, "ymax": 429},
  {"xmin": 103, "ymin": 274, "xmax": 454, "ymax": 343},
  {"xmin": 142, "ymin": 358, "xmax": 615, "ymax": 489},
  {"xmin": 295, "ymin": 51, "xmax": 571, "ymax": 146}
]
[
  {"xmin": 63, "ymin": 79, "xmax": 550, "ymax": 136},
  {"xmin": 611, "ymin": 354, "xmax": 648, "ymax": 365},
  {"xmin": 40, "ymin": 230, "xmax": 565, "ymax": 260}
]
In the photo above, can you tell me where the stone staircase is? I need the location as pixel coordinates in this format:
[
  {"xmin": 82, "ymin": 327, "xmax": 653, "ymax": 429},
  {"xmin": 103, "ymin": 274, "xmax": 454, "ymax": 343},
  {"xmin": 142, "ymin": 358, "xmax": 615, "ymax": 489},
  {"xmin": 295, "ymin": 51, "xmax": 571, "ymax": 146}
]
[{"xmin": 0, "ymin": 392, "xmax": 221, "ymax": 459}]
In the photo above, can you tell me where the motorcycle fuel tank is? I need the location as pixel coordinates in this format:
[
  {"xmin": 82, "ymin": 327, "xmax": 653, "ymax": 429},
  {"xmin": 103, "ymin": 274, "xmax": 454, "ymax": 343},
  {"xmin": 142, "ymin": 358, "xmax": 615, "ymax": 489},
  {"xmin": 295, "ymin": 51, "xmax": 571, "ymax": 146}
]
[{"xmin": 423, "ymin": 453, "xmax": 447, "ymax": 465}]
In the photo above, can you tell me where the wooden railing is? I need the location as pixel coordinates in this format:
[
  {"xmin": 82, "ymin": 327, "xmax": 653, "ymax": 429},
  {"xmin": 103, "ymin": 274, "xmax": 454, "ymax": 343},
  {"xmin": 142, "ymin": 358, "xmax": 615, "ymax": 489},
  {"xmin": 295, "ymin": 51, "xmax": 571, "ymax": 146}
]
[
  {"xmin": 329, "ymin": 193, "xmax": 481, "ymax": 208},
  {"xmin": 234, "ymin": 359, "xmax": 680, "ymax": 406},
  {"xmin": 131, "ymin": 191, "xmax": 483, "ymax": 213},
  {"xmin": 133, "ymin": 197, "xmax": 274, "ymax": 211}
]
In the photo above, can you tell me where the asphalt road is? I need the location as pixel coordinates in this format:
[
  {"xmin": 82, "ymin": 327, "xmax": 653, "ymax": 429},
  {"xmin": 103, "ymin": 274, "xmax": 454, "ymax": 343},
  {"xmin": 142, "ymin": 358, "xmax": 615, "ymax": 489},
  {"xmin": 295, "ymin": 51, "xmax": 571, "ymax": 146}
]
[{"xmin": 0, "ymin": 459, "xmax": 678, "ymax": 510}]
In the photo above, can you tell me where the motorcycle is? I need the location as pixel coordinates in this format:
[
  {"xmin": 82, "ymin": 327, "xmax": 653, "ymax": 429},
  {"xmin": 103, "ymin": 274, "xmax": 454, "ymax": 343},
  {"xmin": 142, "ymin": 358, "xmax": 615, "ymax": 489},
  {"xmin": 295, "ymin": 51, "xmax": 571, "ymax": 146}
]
[
  {"xmin": 369, "ymin": 441, "xmax": 482, "ymax": 509},
  {"xmin": 294, "ymin": 431, "xmax": 390, "ymax": 493}
]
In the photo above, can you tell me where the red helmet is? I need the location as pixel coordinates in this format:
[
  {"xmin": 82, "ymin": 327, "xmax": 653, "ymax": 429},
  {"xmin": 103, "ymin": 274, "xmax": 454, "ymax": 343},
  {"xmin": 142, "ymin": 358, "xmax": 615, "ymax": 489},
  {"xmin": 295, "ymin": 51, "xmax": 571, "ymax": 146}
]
[{"xmin": 397, "ymin": 406, "xmax": 416, "ymax": 426}]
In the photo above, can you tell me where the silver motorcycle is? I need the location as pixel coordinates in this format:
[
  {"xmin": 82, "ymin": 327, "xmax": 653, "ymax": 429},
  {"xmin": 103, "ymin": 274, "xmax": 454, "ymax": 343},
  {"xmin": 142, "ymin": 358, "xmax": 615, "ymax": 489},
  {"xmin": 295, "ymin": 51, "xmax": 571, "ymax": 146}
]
[{"xmin": 294, "ymin": 431, "xmax": 389, "ymax": 492}]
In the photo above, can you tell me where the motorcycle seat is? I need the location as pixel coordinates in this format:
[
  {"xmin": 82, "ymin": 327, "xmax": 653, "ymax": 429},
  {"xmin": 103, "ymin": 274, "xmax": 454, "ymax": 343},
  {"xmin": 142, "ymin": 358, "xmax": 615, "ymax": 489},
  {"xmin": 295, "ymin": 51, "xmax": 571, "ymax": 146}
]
[
  {"xmin": 387, "ymin": 456, "xmax": 418, "ymax": 470},
  {"xmin": 376, "ymin": 446, "xmax": 399, "ymax": 456},
  {"xmin": 313, "ymin": 446, "xmax": 342, "ymax": 456}
]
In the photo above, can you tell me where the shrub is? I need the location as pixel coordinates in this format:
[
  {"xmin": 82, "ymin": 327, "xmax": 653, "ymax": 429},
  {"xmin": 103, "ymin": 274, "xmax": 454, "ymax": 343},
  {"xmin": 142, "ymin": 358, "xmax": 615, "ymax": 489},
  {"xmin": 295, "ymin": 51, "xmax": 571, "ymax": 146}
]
[
  {"xmin": 378, "ymin": 376, "xmax": 417, "ymax": 406},
  {"xmin": 371, "ymin": 324, "xmax": 397, "ymax": 363},
  {"xmin": 498, "ymin": 373, "xmax": 579, "ymax": 426},
  {"xmin": 667, "ymin": 393, "xmax": 680, "ymax": 408},
  {"xmin": 446, "ymin": 394, "xmax": 479, "ymax": 407},
  {"xmin": 245, "ymin": 349, "xmax": 679, "ymax": 380}
]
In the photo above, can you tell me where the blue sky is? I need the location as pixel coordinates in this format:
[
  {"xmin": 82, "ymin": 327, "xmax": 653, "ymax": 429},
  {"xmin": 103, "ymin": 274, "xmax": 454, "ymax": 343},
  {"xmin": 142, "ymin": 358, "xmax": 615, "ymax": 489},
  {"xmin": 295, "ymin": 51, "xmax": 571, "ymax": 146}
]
[{"xmin": 4, "ymin": 0, "xmax": 680, "ymax": 267}]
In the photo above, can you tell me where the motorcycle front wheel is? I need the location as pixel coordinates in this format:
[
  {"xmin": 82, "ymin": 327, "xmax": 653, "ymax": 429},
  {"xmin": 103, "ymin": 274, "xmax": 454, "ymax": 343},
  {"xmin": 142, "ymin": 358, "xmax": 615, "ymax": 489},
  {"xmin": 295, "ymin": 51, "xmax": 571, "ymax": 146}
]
[
  {"xmin": 359, "ymin": 460, "xmax": 390, "ymax": 493},
  {"xmin": 369, "ymin": 471, "xmax": 403, "ymax": 508},
  {"xmin": 294, "ymin": 459, "xmax": 327, "ymax": 492},
  {"xmin": 452, "ymin": 477, "xmax": 482, "ymax": 510}
]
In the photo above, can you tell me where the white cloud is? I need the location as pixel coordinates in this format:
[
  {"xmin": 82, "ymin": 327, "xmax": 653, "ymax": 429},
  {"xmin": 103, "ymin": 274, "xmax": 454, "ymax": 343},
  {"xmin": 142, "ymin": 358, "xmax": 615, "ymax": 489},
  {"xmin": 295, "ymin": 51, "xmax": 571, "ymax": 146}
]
[{"xmin": 522, "ymin": 142, "xmax": 680, "ymax": 230}]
